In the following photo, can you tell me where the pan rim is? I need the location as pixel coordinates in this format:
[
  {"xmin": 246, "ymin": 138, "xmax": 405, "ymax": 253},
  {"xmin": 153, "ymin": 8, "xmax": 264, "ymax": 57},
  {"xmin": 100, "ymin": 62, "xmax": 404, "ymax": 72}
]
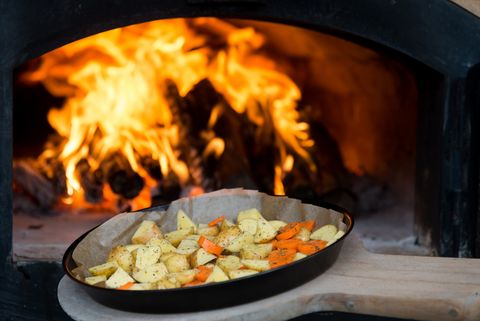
[{"xmin": 62, "ymin": 197, "xmax": 354, "ymax": 294}]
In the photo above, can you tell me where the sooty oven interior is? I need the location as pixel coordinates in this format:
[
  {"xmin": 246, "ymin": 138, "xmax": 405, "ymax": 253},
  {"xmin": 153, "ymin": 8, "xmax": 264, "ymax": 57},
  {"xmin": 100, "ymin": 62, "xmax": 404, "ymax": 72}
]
[{"xmin": 1, "ymin": 0, "xmax": 480, "ymax": 320}]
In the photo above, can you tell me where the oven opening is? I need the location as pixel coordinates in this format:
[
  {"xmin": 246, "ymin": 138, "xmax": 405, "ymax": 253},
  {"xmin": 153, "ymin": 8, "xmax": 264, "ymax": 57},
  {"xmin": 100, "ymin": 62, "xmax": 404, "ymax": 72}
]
[{"xmin": 12, "ymin": 18, "xmax": 424, "ymax": 261}]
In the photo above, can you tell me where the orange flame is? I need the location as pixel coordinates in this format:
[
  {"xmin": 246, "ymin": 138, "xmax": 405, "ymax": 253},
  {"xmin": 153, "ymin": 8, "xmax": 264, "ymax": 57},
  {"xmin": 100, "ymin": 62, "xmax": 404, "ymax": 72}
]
[{"xmin": 23, "ymin": 18, "xmax": 315, "ymax": 209}]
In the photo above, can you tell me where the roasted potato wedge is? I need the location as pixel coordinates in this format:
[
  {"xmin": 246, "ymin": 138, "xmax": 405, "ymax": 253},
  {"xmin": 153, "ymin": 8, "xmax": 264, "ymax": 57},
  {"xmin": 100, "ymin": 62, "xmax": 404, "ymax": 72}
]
[
  {"xmin": 165, "ymin": 228, "xmax": 194, "ymax": 246},
  {"xmin": 164, "ymin": 253, "xmax": 190, "ymax": 273},
  {"xmin": 132, "ymin": 263, "xmax": 168, "ymax": 283},
  {"xmin": 240, "ymin": 243, "xmax": 273, "ymax": 259},
  {"xmin": 228, "ymin": 269, "xmax": 259, "ymax": 279},
  {"xmin": 88, "ymin": 261, "xmax": 118, "ymax": 277},
  {"xmin": 240, "ymin": 259, "xmax": 270, "ymax": 272},
  {"xmin": 177, "ymin": 209, "xmax": 197, "ymax": 232},
  {"xmin": 294, "ymin": 252, "xmax": 307, "ymax": 261},
  {"xmin": 105, "ymin": 267, "xmax": 135, "ymax": 288},
  {"xmin": 175, "ymin": 239, "xmax": 199, "ymax": 255},
  {"xmin": 124, "ymin": 244, "xmax": 144, "ymax": 253},
  {"xmin": 310, "ymin": 224, "xmax": 338, "ymax": 241},
  {"xmin": 225, "ymin": 231, "xmax": 255, "ymax": 253},
  {"xmin": 107, "ymin": 245, "xmax": 134, "ymax": 273},
  {"xmin": 157, "ymin": 277, "xmax": 180, "ymax": 290},
  {"xmin": 205, "ymin": 265, "xmax": 229, "ymax": 283},
  {"xmin": 238, "ymin": 218, "xmax": 258, "ymax": 235},
  {"xmin": 190, "ymin": 248, "xmax": 217, "ymax": 267},
  {"xmin": 160, "ymin": 252, "xmax": 176, "ymax": 263},
  {"xmin": 131, "ymin": 220, "xmax": 163, "ymax": 244},
  {"xmin": 268, "ymin": 220, "xmax": 287, "ymax": 231},
  {"xmin": 216, "ymin": 255, "xmax": 242, "ymax": 272},
  {"xmin": 237, "ymin": 208, "xmax": 263, "ymax": 222},
  {"xmin": 214, "ymin": 226, "xmax": 242, "ymax": 248},
  {"xmin": 157, "ymin": 278, "xmax": 180, "ymax": 289},
  {"xmin": 327, "ymin": 230, "xmax": 346, "ymax": 246},
  {"xmin": 168, "ymin": 269, "xmax": 197, "ymax": 285},
  {"xmin": 146, "ymin": 238, "xmax": 176, "ymax": 253},
  {"xmin": 295, "ymin": 227, "xmax": 311, "ymax": 242},
  {"xmin": 254, "ymin": 219, "xmax": 277, "ymax": 243},
  {"xmin": 135, "ymin": 245, "xmax": 161, "ymax": 270},
  {"xmin": 198, "ymin": 225, "xmax": 220, "ymax": 237},
  {"xmin": 129, "ymin": 283, "xmax": 156, "ymax": 290},
  {"xmin": 220, "ymin": 218, "xmax": 236, "ymax": 231},
  {"xmin": 84, "ymin": 275, "xmax": 107, "ymax": 285}
]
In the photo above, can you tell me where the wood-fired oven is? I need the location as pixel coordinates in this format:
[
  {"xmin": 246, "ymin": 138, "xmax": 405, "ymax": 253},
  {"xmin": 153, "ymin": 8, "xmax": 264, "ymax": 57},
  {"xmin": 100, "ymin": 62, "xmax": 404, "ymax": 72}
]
[{"xmin": 1, "ymin": 0, "xmax": 480, "ymax": 320}]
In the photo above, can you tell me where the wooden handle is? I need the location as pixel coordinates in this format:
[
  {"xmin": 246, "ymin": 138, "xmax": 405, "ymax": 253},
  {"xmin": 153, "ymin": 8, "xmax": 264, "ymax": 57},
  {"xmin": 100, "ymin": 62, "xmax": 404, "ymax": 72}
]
[{"xmin": 311, "ymin": 236, "xmax": 480, "ymax": 321}]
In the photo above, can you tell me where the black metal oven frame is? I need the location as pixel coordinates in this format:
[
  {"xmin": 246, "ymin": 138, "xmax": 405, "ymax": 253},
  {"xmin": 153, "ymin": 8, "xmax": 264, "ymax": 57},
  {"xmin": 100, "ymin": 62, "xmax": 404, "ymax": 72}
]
[{"xmin": 1, "ymin": 0, "xmax": 479, "ymax": 319}]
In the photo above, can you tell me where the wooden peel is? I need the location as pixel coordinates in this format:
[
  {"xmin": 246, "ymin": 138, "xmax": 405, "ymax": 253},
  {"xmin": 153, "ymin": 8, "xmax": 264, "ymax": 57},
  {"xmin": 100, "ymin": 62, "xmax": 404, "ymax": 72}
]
[{"xmin": 58, "ymin": 234, "xmax": 480, "ymax": 321}]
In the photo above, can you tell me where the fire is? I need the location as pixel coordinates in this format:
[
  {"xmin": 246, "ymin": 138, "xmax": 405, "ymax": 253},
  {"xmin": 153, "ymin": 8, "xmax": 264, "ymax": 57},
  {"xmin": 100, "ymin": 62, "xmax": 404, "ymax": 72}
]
[{"xmin": 23, "ymin": 18, "xmax": 315, "ymax": 210}]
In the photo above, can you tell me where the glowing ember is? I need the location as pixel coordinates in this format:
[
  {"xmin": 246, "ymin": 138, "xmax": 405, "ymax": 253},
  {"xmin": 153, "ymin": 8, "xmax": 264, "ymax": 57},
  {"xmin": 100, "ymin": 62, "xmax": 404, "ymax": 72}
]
[{"xmin": 22, "ymin": 18, "xmax": 315, "ymax": 210}]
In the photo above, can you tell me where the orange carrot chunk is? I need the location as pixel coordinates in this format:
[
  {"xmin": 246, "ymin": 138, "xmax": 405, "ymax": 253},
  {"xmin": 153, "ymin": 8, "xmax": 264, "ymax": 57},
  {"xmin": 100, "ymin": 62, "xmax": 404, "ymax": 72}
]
[
  {"xmin": 297, "ymin": 240, "xmax": 327, "ymax": 255},
  {"xmin": 299, "ymin": 220, "xmax": 315, "ymax": 232},
  {"xmin": 195, "ymin": 265, "xmax": 213, "ymax": 282},
  {"xmin": 198, "ymin": 236, "xmax": 224, "ymax": 256},
  {"xmin": 268, "ymin": 248, "xmax": 296, "ymax": 269},
  {"xmin": 276, "ymin": 223, "xmax": 301, "ymax": 240},
  {"xmin": 269, "ymin": 239, "xmax": 278, "ymax": 249},
  {"xmin": 208, "ymin": 215, "xmax": 225, "ymax": 227},
  {"xmin": 117, "ymin": 282, "xmax": 135, "ymax": 290},
  {"xmin": 276, "ymin": 238, "xmax": 302, "ymax": 250},
  {"xmin": 184, "ymin": 280, "xmax": 203, "ymax": 287},
  {"xmin": 278, "ymin": 222, "xmax": 297, "ymax": 233}
]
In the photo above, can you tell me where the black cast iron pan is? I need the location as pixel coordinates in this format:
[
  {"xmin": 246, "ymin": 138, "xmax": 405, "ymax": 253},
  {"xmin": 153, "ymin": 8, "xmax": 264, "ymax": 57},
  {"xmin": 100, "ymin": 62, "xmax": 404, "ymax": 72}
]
[{"xmin": 63, "ymin": 199, "xmax": 354, "ymax": 313}]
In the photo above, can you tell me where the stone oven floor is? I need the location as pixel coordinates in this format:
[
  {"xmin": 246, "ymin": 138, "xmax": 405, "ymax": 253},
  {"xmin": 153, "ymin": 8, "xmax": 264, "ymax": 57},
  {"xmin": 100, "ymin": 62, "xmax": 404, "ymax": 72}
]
[{"xmin": 354, "ymin": 205, "xmax": 432, "ymax": 256}]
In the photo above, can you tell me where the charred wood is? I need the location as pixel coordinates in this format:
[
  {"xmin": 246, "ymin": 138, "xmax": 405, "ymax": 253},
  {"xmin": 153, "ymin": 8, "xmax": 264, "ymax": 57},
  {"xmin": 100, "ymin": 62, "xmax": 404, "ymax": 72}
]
[
  {"xmin": 13, "ymin": 160, "xmax": 57, "ymax": 209},
  {"xmin": 103, "ymin": 153, "xmax": 144, "ymax": 199},
  {"xmin": 75, "ymin": 159, "xmax": 103, "ymax": 203},
  {"xmin": 184, "ymin": 79, "xmax": 257, "ymax": 190},
  {"xmin": 300, "ymin": 104, "xmax": 351, "ymax": 195},
  {"xmin": 183, "ymin": 79, "xmax": 224, "ymax": 135},
  {"xmin": 36, "ymin": 136, "xmax": 68, "ymax": 196},
  {"xmin": 165, "ymin": 79, "xmax": 212, "ymax": 190},
  {"xmin": 155, "ymin": 175, "xmax": 182, "ymax": 203},
  {"xmin": 140, "ymin": 156, "xmax": 163, "ymax": 181}
]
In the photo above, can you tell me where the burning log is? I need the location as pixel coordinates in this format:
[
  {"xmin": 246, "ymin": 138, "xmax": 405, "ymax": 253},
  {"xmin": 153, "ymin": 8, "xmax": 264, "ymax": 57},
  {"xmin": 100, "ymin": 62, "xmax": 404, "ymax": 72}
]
[
  {"xmin": 75, "ymin": 159, "xmax": 103, "ymax": 203},
  {"xmin": 140, "ymin": 157, "xmax": 162, "ymax": 181},
  {"xmin": 178, "ymin": 79, "xmax": 258, "ymax": 190},
  {"xmin": 165, "ymin": 79, "xmax": 212, "ymax": 190},
  {"xmin": 183, "ymin": 80, "xmax": 256, "ymax": 189},
  {"xmin": 103, "ymin": 153, "xmax": 144, "ymax": 200},
  {"xmin": 155, "ymin": 175, "xmax": 182, "ymax": 203},
  {"xmin": 183, "ymin": 79, "xmax": 225, "ymax": 135},
  {"xmin": 36, "ymin": 136, "xmax": 68, "ymax": 196},
  {"xmin": 13, "ymin": 160, "xmax": 57, "ymax": 209}
]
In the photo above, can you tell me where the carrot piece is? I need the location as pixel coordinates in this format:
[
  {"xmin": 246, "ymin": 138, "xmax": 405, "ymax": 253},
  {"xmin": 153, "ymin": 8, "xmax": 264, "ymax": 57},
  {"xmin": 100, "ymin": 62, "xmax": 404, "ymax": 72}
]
[
  {"xmin": 276, "ymin": 223, "xmax": 301, "ymax": 240},
  {"xmin": 297, "ymin": 240, "xmax": 327, "ymax": 255},
  {"xmin": 208, "ymin": 215, "xmax": 225, "ymax": 227},
  {"xmin": 276, "ymin": 238, "xmax": 302, "ymax": 250},
  {"xmin": 269, "ymin": 239, "xmax": 278, "ymax": 249},
  {"xmin": 184, "ymin": 280, "xmax": 203, "ymax": 287},
  {"xmin": 195, "ymin": 265, "xmax": 213, "ymax": 282},
  {"xmin": 117, "ymin": 282, "xmax": 135, "ymax": 290},
  {"xmin": 278, "ymin": 222, "xmax": 297, "ymax": 233},
  {"xmin": 299, "ymin": 220, "xmax": 315, "ymax": 232},
  {"xmin": 268, "ymin": 248, "xmax": 296, "ymax": 269},
  {"xmin": 198, "ymin": 236, "xmax": 224, "ymax": 256}
]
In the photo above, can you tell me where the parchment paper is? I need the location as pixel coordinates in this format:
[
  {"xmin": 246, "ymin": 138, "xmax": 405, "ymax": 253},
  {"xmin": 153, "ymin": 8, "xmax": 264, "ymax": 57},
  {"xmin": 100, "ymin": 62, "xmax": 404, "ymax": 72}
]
[{"xmin": 72, "ymin": 189, "xmax": 347, "ymax": 279}]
